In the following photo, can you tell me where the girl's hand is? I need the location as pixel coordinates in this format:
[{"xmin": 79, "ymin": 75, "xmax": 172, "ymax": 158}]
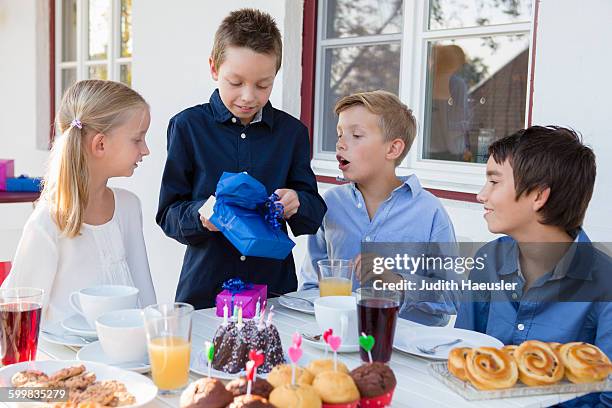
[
  {"xmin": 274, "ymin": 189, "xmax": 300, "ymax": 219},
  {"xmin": 200, "ymin": 215, "xmax": 219, "ymax": 232}
]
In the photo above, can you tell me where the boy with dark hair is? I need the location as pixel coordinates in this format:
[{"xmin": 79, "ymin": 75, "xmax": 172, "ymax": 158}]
[
  {"xmin": 157, "ymin": 9, "xmax": 326, "ymax": 309},
  {"xmin": 456, "ymin": 126, "xmax": 611, "ymax": 407}
]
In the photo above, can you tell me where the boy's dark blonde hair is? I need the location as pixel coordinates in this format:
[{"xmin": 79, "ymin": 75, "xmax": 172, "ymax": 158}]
[
  {"xmin": 211, "ymin": 9, "xmax": 283, "ymax": 72},
  {"xmin": 334, "ymin": 90, "xmax": 417, "ymax": 165}
]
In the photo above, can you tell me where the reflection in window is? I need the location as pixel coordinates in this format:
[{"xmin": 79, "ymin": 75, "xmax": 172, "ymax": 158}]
[
  {"xmin": 87, "ymin": 0, "xmax": 110, "ymax": 60},
  {"xmin": 119, "ymin": 64, "xmax": 131, "ymax": 87},
  {"xmin": 120, "ymin": 0, "xmax": 132, "ymax": 58},
  {"xmin": 61, "ymin": 69, "xmax": 77, "ymax": 96},
  {"xmin": 429, "ymin": 0, "xmax": 532, "ymax": 30},
  {"xmin": 326, "ymin": 0, "xmax": 403, "ymax": 39},
  {"xmin": 62, "ymin": 0, "xmax": 77, "ymax": 62},
  {"xmin": 320, "ymin": 44, "xmax": 401, "ymax": 152},
  {"xmin": 422, "ymin": 35, "xmax": 529, "ymax": 163},
  {"xmin": 88, "ymin": 65, "xmax": 108, "ymax": 80}
]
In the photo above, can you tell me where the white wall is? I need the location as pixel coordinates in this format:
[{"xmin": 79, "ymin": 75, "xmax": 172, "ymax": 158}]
[
  {"xmin": 108, "ymin": 0, "xmax": 305, "ymax": 302},
  {"xmin": 530, "ymin": 0, "xmax": 612, "ymax": 241},
  {"xmin": 0, "ymin": 0, "xmax": 51, "ymax": 261}
]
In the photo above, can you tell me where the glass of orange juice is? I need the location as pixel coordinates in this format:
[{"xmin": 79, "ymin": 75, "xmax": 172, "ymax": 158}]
[
  {"xmin": 143, "ymin": 302, "xmax": 193, "ymax": 395},
  {"xmin": 317, "ymin": 259, "xmax": 354, "ymax": 297}
]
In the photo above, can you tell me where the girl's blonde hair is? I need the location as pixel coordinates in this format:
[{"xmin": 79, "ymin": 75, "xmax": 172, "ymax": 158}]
[{"xmin": 43, "ymin": 79, "xmax": 148, "ymax": 237}]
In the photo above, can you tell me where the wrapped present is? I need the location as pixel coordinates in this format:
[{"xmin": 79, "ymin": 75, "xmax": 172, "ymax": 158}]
[
  {"xmin": 215, "ymin": 278, "xmax": 267, "ymax": 319},
  {"xmin": 210, "ymin": 172, "xmax": 295, "ymax": 260},
  {"xmin": 0, "ymin": 159, "xmax": 15, "ymax": 191},
  {"xmin": 6, "ymin": 175, "xmax": 42, "ymax": 192}
]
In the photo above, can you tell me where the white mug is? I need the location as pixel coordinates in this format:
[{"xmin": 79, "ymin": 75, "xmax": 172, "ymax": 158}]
[
  {"xmin": 314, "ymin": 296, "xmax": 358, "ymax": 346},
  {"xmin": 69, "ymin": 285, "xmax": 139, "ymax": 328},
  {"xmin": 96, "ymin": 309, "xmax": 147, "ymax": 363}
]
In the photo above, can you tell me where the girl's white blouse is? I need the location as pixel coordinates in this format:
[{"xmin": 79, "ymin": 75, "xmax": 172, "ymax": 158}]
[{"xmin": 2, "ymin": 188, "xmax": 157, "ymax": 326}]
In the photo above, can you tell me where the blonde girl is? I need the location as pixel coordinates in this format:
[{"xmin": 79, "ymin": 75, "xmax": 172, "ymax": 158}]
[{"xmin": 2, "ymin": 80, "xmax": 156, "ymax": 326}]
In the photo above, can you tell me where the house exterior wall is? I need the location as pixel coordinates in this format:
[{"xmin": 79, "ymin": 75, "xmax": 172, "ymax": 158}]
[{"xmin": 0, "ymin": 0, "xmax": 610, "ymax": 303}]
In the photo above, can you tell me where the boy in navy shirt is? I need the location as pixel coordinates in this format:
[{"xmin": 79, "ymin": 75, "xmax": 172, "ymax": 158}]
[
  {"xmin": 157, "ymin": 9, "xmax": 326, "ymax": 309},
  {"xmin": 456, "ymin": 126, "xmax": 611, "ymax": 407}
]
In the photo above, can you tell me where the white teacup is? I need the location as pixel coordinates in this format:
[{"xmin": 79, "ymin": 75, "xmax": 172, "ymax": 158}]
[
  {"xmin": 314, "ymin": 296, "xmax": 358, "ymax": 346},
  {"xmin": 96, "ymin": 309, "xmax": 147, "ymax": 363},
  {"xmin": 69, "ymin": 285, "xmax": 139, "ymax": 328}
]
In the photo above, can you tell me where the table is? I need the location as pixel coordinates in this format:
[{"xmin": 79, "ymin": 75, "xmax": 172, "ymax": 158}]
[{"xmin": 3, "ymin": 296, "xmax": 585, "ymax": 408}]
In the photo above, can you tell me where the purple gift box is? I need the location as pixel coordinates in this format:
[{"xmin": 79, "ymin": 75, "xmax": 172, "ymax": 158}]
[
  {"xmin": 0, "ymin": 160, "xmax": 15, "ymax": 191},
  {"xmin": 215, "ymin": 283, "xmax": 267, "ymax": 319}
]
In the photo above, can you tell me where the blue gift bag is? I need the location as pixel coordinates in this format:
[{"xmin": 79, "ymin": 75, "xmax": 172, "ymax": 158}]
[{"xmin": 210, "ymin": 172, "xmax": 295, "ymax": 259}]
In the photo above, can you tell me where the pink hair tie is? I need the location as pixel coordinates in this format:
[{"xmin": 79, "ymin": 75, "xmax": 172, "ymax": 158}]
[{"xmin": 70, "ymin": 119, "xmax": 83, "ymax": 129}]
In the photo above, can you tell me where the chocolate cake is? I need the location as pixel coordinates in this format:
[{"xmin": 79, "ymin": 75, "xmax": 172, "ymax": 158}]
[{"xmin": 212, "ymin": 320, "xmax": 285, "ymax": 374}]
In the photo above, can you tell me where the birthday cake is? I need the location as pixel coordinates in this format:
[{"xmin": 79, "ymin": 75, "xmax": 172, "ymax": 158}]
[{"xmin": 212, "ymin": 319, "xmax": 285, "ymax": 374}]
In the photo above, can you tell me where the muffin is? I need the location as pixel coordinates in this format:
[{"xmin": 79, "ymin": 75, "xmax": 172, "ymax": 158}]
[
  {"xmin": 306, "ymin": 359, "xmax": 349, "ymax": 377},
  {"xmin": 226, "ymin": 376, "xmax": 274, "ymax": 399},
  {"xmin": 312, "ymin": 371, "xmax": 360, "ymax": 408},
  {"xmin": 228, "ymin": 394, "xmax": 275, "ymax": 408},
  {"xmin": 180, "ymin": 378, "xmax": 233, "ymax": 408},
  {"xmin": 267, "ymin": 364, "xmax": 314, "ymax": 388},
  {"xmin": 350, "ymin": 362, "xmax": 396, "ymax": 407},
  {"xmin": 269, "ymin": 384, "xmax": 322, "ymax": 408}
]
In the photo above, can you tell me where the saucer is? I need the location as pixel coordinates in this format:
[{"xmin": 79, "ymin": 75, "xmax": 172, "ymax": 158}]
[
  {"xmin": 77, "ymin": 341, "xmax": 150, "ymax": 374},
  {"xmin": 41, "ymin": 321, "xmax": 97, "ymax": 347},
  {"xmin": 297, "ymin": 322, "xmax": 359, "ymax": 353},
  {"xmin": 61, "ymin": 314, "xmax": 98, "ymax": 337}
]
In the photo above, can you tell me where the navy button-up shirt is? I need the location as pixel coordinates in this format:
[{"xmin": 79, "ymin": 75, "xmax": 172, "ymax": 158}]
[
  {"xmin": 156, "ymin": 90, "xmax": 326, "ymax": 309},
  {"xmin": 456, "ymin": 230, "xmax": 612, "ymax": 407}
]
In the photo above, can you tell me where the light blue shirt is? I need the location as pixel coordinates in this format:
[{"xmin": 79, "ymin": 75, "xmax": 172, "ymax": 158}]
[
  {"xmin": 456, "ymin": 230, "xmax": 612, "ymax": 407},
  {"xmin": 299, "ymin": 175, "xmax": 457, "ymax": 326}
]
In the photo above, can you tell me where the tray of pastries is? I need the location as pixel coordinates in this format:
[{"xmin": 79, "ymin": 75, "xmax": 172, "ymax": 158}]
[{"xmin": 428, "ymin": 340, "xmax": 612, "ymax": 400}]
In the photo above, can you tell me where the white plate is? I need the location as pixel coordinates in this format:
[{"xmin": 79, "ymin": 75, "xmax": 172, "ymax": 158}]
[
  {"xmin": 77, "ymin": 341, "xmax": 150, "ymax": 374},
  {"xmin": 189, "ymin": 346, "xmax": 269, "ymax": 380},
  {"xmin": 0, "ymin": 360, "xmax": 157, "ymax": 407},
  {"xmin": 61, "ymin": 314, "xmax": 97, "ymax": 337},
  {"xmin": 277, "ymin": 289, "xmax": 319, "ymax": 314},
  {"xmin": 41, "ymin": 320, "xmax": 97, "ymax": 347},
  {"xmin": 297, "ymin": 322, "xmax": 359, "ymax": 353},
  {"xmin": 393, "ymin": 326, "xmax": 504, "ymax": 360}
]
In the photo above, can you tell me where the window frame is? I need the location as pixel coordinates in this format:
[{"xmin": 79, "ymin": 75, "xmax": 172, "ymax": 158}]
[
  {"xmin": 308, "ymin": 0, "xmax": 538, "ymax": 196},
  {"xmin": 53, "ymin": 0, "xmax": 131, "ymax": 111}
]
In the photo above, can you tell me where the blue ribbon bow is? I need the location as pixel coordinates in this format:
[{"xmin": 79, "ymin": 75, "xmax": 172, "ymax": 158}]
[
  {"xmin": 264, "ymin": 193, "xmax": 284, "ymax": 230},
  {"xmin": 222, "ymin": 278, "xmax": 253, "ymax": 317}
]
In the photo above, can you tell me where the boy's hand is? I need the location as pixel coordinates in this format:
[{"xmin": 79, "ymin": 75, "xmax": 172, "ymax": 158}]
[
  {"xmin": 274, "ymin": 189, "xmax": 300, "ymax": 219},
  {"xmin": 200, "ymin": 215, "xmax": 219, "ymax": 232}
]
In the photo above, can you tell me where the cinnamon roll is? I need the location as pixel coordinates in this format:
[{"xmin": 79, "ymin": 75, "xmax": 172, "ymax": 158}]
[
  {"xmin": 448, "ymin": 347, "xmax": 471, "ymax": 381},
  {"xmin": 514, "ymin": 340, "xmax": 564, "ymax": 386},
  {"xmin": 464, "ymin": 347, "xmax": 518, "ymax": 390},
  {"xmin": 558, "ymin": 342, "xmax": 612, "ymax": 383}
]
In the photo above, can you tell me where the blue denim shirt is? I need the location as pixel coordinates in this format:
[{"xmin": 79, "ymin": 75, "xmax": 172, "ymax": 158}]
[
  {"xmin": 456, "ymin": 231, "xmax": 612, "ymax": 407},
  {"xmin": 299, "ymin": 175, "xmax": 458, "ymax": 326},
  {"xmin": 156, "ymin": 89, "xmax": 326, "ymax": 309}
]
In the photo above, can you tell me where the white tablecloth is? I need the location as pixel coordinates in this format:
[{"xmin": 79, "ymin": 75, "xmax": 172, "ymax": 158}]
[{"xmin": 2, "ymin": 295, "xmax": 585, "ymax": 407}]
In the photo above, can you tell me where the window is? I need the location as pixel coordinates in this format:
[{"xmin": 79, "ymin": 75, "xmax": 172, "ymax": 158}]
[
  {"xmin": 312, "ymin": 0, "xmax": 533, "ymax": 192},
  {"xmin": 55, "ymin": 0, "xmax": 132, "ymax": 105}
]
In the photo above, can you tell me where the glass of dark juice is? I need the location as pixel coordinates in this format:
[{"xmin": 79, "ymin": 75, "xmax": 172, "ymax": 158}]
[
  {"xmin": 357, "ymin": 288, "xmax": 400, "ymax": 363},
  {"xmin": 0, "ymin": 287, "xmax": 44, "ymax": 366}
]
